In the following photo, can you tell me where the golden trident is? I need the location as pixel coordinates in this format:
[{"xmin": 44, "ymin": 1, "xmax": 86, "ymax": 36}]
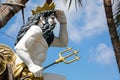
[
  {"xmin": 55, "ymin": 48, "xmax": 79, "ymax": 64},
  {"xmin": 43, "ymin": 47, "xmax": 80, "ymax": 70}
]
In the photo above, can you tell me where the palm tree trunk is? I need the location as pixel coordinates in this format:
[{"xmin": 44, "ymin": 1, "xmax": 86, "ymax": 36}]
[
  {"xmin": 0, "ymin": 0, "xmax": 28, "ymax": 29},
  {"xmin": 103, "ymin": 0, "xmax": 120, "ymax": 72}
]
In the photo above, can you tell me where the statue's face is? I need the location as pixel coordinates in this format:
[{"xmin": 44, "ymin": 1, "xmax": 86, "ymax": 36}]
[
  {"xmin": 38, "ymin": 13, "xmax": 56, "ymax": 26},
  {"xmin": 48, "ymin": 13, "xmax": 56, "ymax": 25}
]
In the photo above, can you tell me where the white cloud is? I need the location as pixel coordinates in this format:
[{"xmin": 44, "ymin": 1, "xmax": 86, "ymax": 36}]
[{"xmin": 89, "ymin": 43, "xmax": 115, "ymax": 64}]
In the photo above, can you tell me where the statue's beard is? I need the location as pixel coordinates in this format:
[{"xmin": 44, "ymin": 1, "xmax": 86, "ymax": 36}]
[
  {"xmin": 39, "ymin": 16, "xmax": 56, "ymax": 27},
  {"xmin": 38, "ymin": 19, "xmax": 56, "ymax": 46},
  {"xmin": 41, "ymin": 20, "xmax": 56, "ymax": 33},
  {"xmin": 48, "ymin": 18, "xmax": 56, "ymax": 25}
]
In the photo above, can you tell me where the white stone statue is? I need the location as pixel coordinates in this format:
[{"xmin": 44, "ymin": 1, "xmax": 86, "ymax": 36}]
[{"xmin": 13, "ymin": 5, "xmax": 68, "ymax": 80}]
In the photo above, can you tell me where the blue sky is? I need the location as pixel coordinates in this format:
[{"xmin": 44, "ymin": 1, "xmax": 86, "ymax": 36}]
[{"xmin": 0, "ymin": 0, "xmax": 120, "ymax": 80}]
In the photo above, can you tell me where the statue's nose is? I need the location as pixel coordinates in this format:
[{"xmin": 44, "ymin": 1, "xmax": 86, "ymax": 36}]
[{"xmin": 50, "ymin": 15, "xmax": 55, "ymax": 20}]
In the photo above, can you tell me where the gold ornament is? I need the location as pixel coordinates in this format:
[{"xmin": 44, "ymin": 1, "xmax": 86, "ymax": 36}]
[
  {"xmin": 32, "ymin": 2, "xmax": 55, "ymax": 15},
  {"xmin": 0, "ymin": 44, "xmax": 16, "ymax": 75},
  {"xmin": 55, "ymin": 48, "xmax": 80, "ymax": 64}
]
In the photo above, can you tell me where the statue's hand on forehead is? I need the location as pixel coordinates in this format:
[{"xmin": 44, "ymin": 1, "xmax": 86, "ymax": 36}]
[{"xmin": 55, "ymin": 10, "xmax": 67, "ymax": 24}]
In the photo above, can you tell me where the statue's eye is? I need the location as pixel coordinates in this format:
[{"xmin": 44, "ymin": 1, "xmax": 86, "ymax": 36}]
[{"xmin": 50, "ymin": 15, "xmax": 55, "ymax": 20}]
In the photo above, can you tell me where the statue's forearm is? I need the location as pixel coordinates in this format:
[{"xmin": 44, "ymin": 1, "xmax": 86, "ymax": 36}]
[
  {"xmin": 59, "ymin": 23, "xmax": 68, "ymax": 46},
  {"xmin": 16, "ymin": 48, "xmax": 34, "ymax": 67},
  {"xmin": 51, "ymin": 23, "xmax": 68, "ymax": 47}
]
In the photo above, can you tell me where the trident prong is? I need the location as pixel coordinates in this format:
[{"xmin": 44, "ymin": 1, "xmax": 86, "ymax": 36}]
[
  {"xmin": 63, "ymin": 56, "xmax": 80, "ymax": 64},
  {"xmin": 55, "ymin": 48, "xmax": 80, "ymax": 64},
  {"xmin": 58, "ymin": 47, "xmax": 72, "ymax": 56}
]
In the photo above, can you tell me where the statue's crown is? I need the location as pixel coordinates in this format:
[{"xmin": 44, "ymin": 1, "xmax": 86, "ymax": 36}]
[{"xmin": 32, "ymin": 2, "xmax": 55, "ymax": 15}]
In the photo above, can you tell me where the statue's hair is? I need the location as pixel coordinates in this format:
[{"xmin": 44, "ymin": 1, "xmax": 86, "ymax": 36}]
[
  {"xmin": 15, "ymin": 10, "xmax": 56, "ymax": 45},
  {"xmin": 24, "ymin": 10, "xmax": 56, "ymax": 26}
]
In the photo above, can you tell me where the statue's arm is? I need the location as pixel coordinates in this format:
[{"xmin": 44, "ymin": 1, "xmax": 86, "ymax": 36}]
[
  {"xmin": 51, "ymin": 10, "xmax": 68, "ymax": 47},
  {"xmin": 51, "ymin": 23, "xmax": 68, "ymax": 47},
  {"xmin": 15, "ymin": 25, "xmax": 43, "ymax": 77},
  {"xmin": 16, "ymin": 38, "xmax": 43, "ymax": 77}
]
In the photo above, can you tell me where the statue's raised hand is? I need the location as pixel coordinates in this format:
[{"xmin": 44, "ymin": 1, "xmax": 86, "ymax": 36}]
[{"xmin": 56, "ymin": 10, "xmax": 67, "ymax": 24}]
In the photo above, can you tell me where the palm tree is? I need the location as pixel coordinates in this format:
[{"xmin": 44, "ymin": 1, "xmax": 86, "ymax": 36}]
[
  {"xmin": 103, "ymin": 0, "xmax": 120, "ymax": 72},
  {"xmin": 65, "ymin": 0, "xmax": 120, "ymax": 72}
]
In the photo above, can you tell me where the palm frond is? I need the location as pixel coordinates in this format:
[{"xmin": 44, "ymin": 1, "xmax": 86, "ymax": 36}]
[
  {"xmin": 64, "ymin": 0, "xmax": 82, "ymax": 10},
  {"xmin": 75, "ymin": 0, "xmax": 78, "ymax": 11},
  {"xmin": 68, "ymin": 0, "xmax": 72, "ymax": 10},
  {"xmin": 77, "ymin": 0, "xmax": 82, "ymax": 8},
  {"xmin": 112, "ymin": 0, "xmax": 120, "ymax": 39}
]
